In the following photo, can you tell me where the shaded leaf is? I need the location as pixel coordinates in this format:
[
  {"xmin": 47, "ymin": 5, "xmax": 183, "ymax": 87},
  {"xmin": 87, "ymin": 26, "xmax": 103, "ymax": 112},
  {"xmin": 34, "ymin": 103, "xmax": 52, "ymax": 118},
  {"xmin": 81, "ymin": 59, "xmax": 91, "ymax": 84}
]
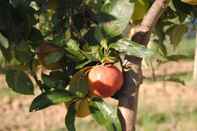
[
  {"xmin": 29, "ymin": 28, "xmax": 43, "ymax": 47},
  {"xmin": 65, "ymin": 104, "xmax": 76, "ymax": 131},
  {"xmin": 5, "ymin": 69, "xmax": 34, "ymax": 95},
  {"xmin": 42, "ymin": 71, "xmax": 69, "ymax": 91},
  {"xmin": 167, "ymin": 24, "xmax": 188, "ymax": 47},
  {"xmin": 89, "ymin": 98, "xmax": 122, "ymax": 131},
  {"xmin": 15, "ymin": 41, "xmax": 34, "ymax": 65},
  {"xmin": 30, "ymin": 90, "xmax": 75, "ymax": 112},
  {"xmin": 44, "ymin": 51, "xmax": 64, "ymax": 65},
  {"xmin": 0, "ymin": 45, "xmax": 12, "ymax": 62},
  {"xmin": 172, "ymin": 0, "xmax": 193, "ymax": 15},
  {"xmin": 68, "ymin": 69, "xmax": 89, "ymax": 98}
]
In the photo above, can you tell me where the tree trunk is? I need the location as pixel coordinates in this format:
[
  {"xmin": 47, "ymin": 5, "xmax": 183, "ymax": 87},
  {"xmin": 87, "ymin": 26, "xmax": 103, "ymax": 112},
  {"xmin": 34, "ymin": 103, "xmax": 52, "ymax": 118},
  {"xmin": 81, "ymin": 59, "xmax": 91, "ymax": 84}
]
[
  {"xmin": 193, "ymin": 31, "xmax": 197, "ymax": 81},
  {"xmin": 117, "ymin": 0, "xmax": 170, "ymax": 131}
]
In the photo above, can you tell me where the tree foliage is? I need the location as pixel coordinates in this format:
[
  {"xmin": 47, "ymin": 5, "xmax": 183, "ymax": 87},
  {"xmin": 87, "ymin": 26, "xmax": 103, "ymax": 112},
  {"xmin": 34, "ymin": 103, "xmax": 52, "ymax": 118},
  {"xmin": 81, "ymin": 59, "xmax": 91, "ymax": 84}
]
[{"xmin": 0, "ymin": 0, "xmax": 196, "ymax": 130}]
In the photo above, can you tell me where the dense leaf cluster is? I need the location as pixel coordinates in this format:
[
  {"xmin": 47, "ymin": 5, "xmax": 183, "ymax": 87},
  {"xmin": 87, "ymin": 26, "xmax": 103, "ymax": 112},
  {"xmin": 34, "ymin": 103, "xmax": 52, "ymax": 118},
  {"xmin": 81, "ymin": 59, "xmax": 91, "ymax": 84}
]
[{"xmin": 0, "ymin": 0, "xmax": 196, "ymax": 131}]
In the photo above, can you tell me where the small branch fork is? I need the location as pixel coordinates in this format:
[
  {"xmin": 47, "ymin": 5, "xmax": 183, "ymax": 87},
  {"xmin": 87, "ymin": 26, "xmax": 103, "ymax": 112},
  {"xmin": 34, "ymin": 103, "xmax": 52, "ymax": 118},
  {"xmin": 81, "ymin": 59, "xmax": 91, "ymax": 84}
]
[{"xmin": 117, "ymin": 0, "xmax": 170, "ymax": 131}]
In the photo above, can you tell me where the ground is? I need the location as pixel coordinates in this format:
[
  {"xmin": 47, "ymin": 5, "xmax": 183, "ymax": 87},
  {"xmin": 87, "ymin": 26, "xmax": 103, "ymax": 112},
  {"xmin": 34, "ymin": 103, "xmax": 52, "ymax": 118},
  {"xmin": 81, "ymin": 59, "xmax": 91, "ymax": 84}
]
[{"xmin": 0, "ymin": 60, "xmax": 196, "ymax": 131}]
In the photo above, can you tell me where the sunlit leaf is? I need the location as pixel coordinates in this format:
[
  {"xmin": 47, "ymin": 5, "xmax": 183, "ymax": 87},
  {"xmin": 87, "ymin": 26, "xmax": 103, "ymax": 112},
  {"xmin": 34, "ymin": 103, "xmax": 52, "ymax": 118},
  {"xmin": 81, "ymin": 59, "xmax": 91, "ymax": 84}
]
[
  {"xmin": 0, "ymin": 33, "xmax": 9, "ymax": 49},
  {"xmin": 89, "ymin": 98, "xmax": 122, "ymax": 131},
  {"xmin": 110, "ymin": 39, "xmax": 154, "ymax": 58},
  {"xmin": 100, "ymin": 0, "xmax": 134, "ymax": 38},
  {"xmin": 64, "ymin": 39, "xmax": 85, "ymax": 61}
]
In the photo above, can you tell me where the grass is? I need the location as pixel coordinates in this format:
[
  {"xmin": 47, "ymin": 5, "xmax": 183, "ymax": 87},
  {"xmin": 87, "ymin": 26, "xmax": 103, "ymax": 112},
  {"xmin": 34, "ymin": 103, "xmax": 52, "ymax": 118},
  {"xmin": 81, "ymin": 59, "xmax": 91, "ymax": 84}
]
[
  {"xmin": 137, "ymin": 112, "xmax": 170, "ymax": 131},
  {"xmin": 144, "ymin": 71, "xmax": 193, "ymax": 85},
  {"xmin": 137, "ymin": 106, "xmax": 197, "ymax": 131}
]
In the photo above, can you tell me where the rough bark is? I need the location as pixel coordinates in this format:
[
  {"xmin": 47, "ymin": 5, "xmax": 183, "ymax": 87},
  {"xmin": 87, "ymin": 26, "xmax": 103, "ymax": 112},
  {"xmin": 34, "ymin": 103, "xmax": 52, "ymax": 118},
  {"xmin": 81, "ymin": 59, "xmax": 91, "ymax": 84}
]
[{"xmin": 117, "ymin": 0, "xmax": 170, "ymax": 131}]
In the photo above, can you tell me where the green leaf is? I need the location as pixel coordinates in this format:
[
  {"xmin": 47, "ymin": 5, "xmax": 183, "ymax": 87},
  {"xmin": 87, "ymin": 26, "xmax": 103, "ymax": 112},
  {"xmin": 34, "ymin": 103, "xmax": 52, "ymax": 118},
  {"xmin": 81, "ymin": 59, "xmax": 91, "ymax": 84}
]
[
  {"xmin": 42, "ymin": 71, "xmax": 69, "ymax": 91},
  {"xmin": 75, "ymin": 59, "xmax": 92, "ymax": 69},
  {"xmin": 29, "ymin": 28, "xmax": 43, "ymax": 47},
  {"xmin": 15, "ymin": 41, "xmax": 34, "ymax": 65},
  {"xmin": 67, "ymin": 39, "xmax": 80, "ymax": 51},
  {"xmin": 65, "ymin": 104, "xmax": 76, "ymax": 131},
  {"xmin": 50, "ymin": 35, "xmax": 67, "ymax": 47},
  {"xmin": 110, "ymin": 39, "xmax": 154, "ymax": 58},
  {"xmin": 0, "ymin": 33, "xmax": 9, "ymax": 49},
  {"xmin": 5, "ymin": 69, "xmax": 34, "ymax": 95},
  {"xmin": 44, "ymin": 51, "xmax": 64, "ymax": 65},
  {"xmin": 100, "ymin": 39, "xmax": 108, "ymax": 50},
  {"xmin": 167, "ymin": 24, "xmax": 188, "ymax": 47},
  {"xmin": 81, "ymin": 45, "xmax": 100, "ymax": 61},
  {"xmin": 89, "ymin": 98, "xmax": 122, "ymax": 131},
  {"xmin": 94, "ymin": 27, "xmax": 105, "ymax": 43},
  {"xmin": 146, "ymin": 40, "xmax": 167, "ymax": 61},
  {"xmin": 0, "ymin": 45, "xmax": 12, "ymax": 62},
  {"xmin": 68, "ymin": 69, "xmax": 89, "ymax": 98},
  {"xmin": 64, "ymin": 39, "xmax": 85, "ymax": 61},
  {"xmin": 30, "ymin": 90, "xmax": 75, "ymax": 112},
  {"xmin": 171, "ymin": 0, "xmax": 193, "ymax": 16},
  {"xmin": 100, "ymin": 0, "xmax": 134, "ymax": 38}
]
